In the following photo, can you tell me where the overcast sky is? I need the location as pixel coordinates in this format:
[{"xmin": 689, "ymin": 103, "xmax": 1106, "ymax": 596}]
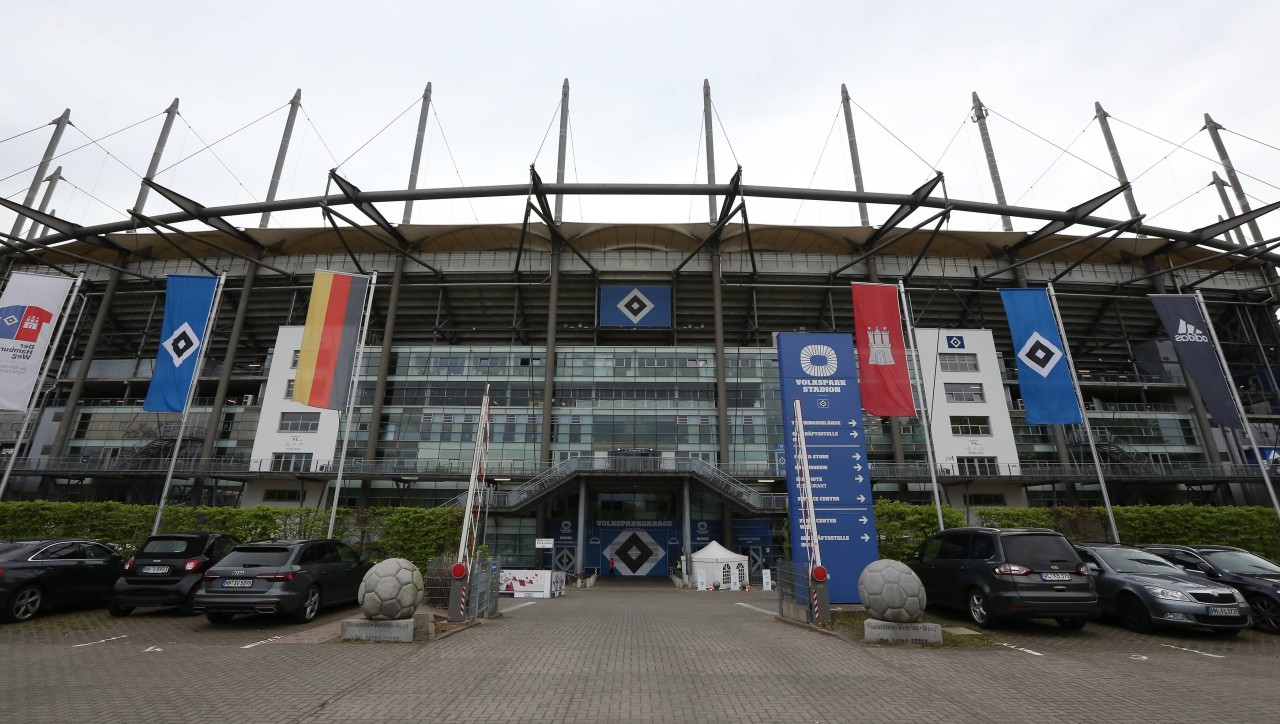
[{"xmin": 3, "ymin": 2, "xmax": 1279, "ymax": 241}]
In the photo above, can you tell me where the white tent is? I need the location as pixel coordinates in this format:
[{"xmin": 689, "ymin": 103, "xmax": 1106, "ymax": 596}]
[{"xmin": 690, "ymin": 541, "xmax": 749, "ymax": 590}]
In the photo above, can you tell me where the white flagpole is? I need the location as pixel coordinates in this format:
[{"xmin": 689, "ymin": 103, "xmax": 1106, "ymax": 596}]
[
  {"xmin": 327, "ymin": 271, "xmax": 379, "ymax": 539},
  {"xmin": 792, "ymin": 400, "xmax": 823, "ymax": 573},
  {"xmin": 1193, "ymin": 291, "xmax": 1280, "ymax": 524},
  {"xmin": 0, "ymin": 273, "xmax": 83, "ymax": 501},
  {"xmin": 1046, "ymin": 282, "xmax": 1121, "ymax": 543},
  {"xmin": 898, "ymin": 281, "xmax": 946, "ymax": 530},
  {"xmin": 457, "ymin": 385, "xmax": 492, "ymax": 565},
  {"xmin": 151, "ymin": 274, "xmax": 226, "ymax": 535}
]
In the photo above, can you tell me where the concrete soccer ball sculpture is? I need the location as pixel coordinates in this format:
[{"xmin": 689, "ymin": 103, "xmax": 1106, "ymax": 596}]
[
  {"xmin": 857, "ymin": 559, "xmax": 926, "ymax": 623},
  {"xmin": 359, "ymin": 558, "xmax": 425, "ymax": 620}
]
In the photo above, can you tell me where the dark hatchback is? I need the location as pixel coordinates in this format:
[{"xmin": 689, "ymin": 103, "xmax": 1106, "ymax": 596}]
[
  {"xmin": 1144, "ymin": 544, "xmax": 1280, "ymax": 634},
  {"xmin": 110, "ymin": 533, "xmax": 241, "ymax": 616},
  {"xmin": 193, "ymin": 539, "xmax": 371, "ymax": 624},
  {"xmin": 907, "ymin": 527, "xmax": 1097, "ymax": 629},
  {"xmin": 1077, "ymin": 544, "xmax": 1251, "ymax": 635},
  {"xmin": 0, "ymin": 539, "xmax": 125, "ymax": 622}
]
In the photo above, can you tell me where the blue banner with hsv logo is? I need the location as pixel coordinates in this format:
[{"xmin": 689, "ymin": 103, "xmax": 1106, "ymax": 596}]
[
  {"xmin": 600, "ymin": 285, "xmax": 671, "ymax": 327},
  {"xmin": 1000, "ymin": 288, "xmax": 1082, "ymax": 425},
  {"xmin": 776, "ymin": 333, "xmax": 879, "ymax": 604},
  {"xmin": 144, "ymin": 275, "xmax": 219, "ymax": 412}
]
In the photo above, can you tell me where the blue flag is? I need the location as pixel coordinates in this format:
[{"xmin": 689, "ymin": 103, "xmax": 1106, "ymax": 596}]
[
  {"xmin": 599, "ymin": 285, "xmax": 672, "ymax": 327},
  {"xmin": 143, "ymin": 275, "xmax": 219, "ymax": 412},
  {"xmin": 999, "ymin": 288, "xmax": 1082, "ymax": 424}
]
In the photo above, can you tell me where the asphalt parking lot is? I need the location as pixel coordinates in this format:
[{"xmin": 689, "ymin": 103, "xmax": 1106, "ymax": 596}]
[{"xmin": 2, "ymin": 582, "xmax": 1277, "ymax": 723}]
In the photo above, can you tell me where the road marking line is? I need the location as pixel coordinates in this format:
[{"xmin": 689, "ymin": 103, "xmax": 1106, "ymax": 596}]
[
  {"xmin": 71, "ymin": 635, "xmax": 127, "ymax": 648},
  {"xmin": 735, "ymin": 602, "xmax": 776, "ymax": 616},
  {"xmin": 240, "ymin": 635, "xmax": 283, "ymax": 649},
  {"xmin": 501, "ymin": 602, "xmax": 537, "ymax": 613},
  {"xmin": 1129, "ymin": 654, "xmax": 1148, "ymax": 660},
  {"xmin": 998, "ymin": 642, "xmax": 1044, "ymax": 656},
  {"xmin": 1161, "ymin": 643, "xmax": 1224, "ymax": 659},
  {"xmin": 143, "ymin": 646, "xmax": 163, "ymax": 652}
]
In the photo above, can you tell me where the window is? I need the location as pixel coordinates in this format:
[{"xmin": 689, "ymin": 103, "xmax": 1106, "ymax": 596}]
[
  {"xmin": 963, "ymin": 493, "xmax": 1007, "ymax": 507},
  {"xmin": 938, "ymin": 353, "xmax": 979, "ymax": 372},
  {"xmin": 944, "ymin": 382, "xmax": 985, "ymax": 403},
  {"xmin": 950, "ymin": 416, "xmax": 992, "ymax": 436},
  {"xmin": 81, "ymin": 542, "xmax": 114, "ymax": 560},
  {"xmin": 263, "ymin": 488, "xmax": 303, "ymax": 502},
  {"xmin": 279, "ymin": 412, "xmax": 321, "ymax": 432},
  {"xmin": 956, "ymin": 456, "xmax": 1001, "ymax": 476},
  {"xmin": 35, "ymin": 542, "xmax": 81, "ymax": 560},
  {"xmin": 271, "ymin": 453, "xmax": 314, "ymax": 472},
  {"xmin": 284, "ymin": 379, "xmax": 296, "ymax": 399},
  {"xmin": 291, "ymin": 350, "xmax": 300, "ymax": 369}
]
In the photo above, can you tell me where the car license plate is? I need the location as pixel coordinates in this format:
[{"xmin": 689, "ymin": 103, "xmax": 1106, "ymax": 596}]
[
  {"xmin": 1207, "ymin": 606, "xmax": 1239, "ymax": 616},
  {"xmin": 221, "ymin": 579, "xmax": 253, "ymax": 588},
  {"xmin": 141, "ymin": 565, "xmax": 169, "ymax": 574},
  {"xmin": 1040, "ymin": 573, "xmax": 1071, "ymax": 581}
]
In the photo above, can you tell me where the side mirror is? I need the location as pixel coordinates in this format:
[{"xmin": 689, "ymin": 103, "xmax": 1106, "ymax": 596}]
[
  {"xmin": 1085, "ymin": 562, "xmax": 1100, "ymax": 574},
  {"xmin": 1199, "ymin": 564, "xmax": 1220, "ymax": 577}
]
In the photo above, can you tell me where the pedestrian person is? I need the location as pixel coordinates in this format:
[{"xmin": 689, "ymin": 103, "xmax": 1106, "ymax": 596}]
[{"xmin": 609, "ymin": 558, "xmax": 618, "ymax": 576}]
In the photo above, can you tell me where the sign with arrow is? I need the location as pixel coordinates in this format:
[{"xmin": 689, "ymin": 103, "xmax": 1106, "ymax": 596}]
[{"xmin": 777, "ymin": 333, "xmax": 880, "ymax": 604}]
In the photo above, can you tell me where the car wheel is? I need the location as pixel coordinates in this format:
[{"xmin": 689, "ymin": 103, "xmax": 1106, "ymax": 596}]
[
  {"xmin": 1247, "ymin": 595, "xmax": 1280, "ymax": 634},
  {"xmin": 292, "ymin": 586, "xmax": 321, "ymax": 624},
  {"xmin": 1118, "ymin": 596, "xmax": 1154, "ymax": 633},
  {"xmin": 107, "ymin": 601, "xmax": 134, "ymax": 618},
  {"xmin": 5, "ymin": 585, "xmax": 42, "ymax": 622},
  {"xmin": 178, "ymin": 588, "xmax": 198, "ymax": 617},
  {"xmin": 967, "ymin": 588, "xmax": 999, "ymax": 629},
  {"xmin": 1055, "ymin": 618, "xmax": 1087, "ymax": 631},
  {"xmin": 205, "ymin": 612, "xmax": 235, "ymax": 624}
]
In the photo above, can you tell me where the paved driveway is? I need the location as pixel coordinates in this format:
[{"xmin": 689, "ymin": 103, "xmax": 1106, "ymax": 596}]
[{"xmin": 1, "ymin": 580, "xmax": 1277, "ymax": 723}]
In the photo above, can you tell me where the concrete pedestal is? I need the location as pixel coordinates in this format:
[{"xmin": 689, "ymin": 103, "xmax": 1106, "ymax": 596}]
[
  {"xmin": 863, "ymin": 620, "xmax": 943, "ymax": 645},
  {"xmin": 342, "ymin": 618, "xmax": 415, "ymax": 643}
]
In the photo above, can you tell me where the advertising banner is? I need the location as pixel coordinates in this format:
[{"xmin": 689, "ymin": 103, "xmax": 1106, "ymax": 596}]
[
  {"xmin": 1150, "ymin": 294, "xmax": 1245, "ymax": 429},
  {"xmin": 599, "ymin": 285, "xmax": 672, "ymax": 327},
  {"xmin": 851, "ymin": 283, "xmax": 915, "ymax": 416},
  {"xmin": 0, "ymin": 272, "xmax": 75, "ymax": 411},
  {"xmin": 776, "ymin": 332, "xmax": 879, "ymax": 603},
  {"xmin": 143, "ymin": 275, "xmax": 219, "ymax": 412},
  {"xmin": 999, "ymin": 288, "xmax": 1082, "ymax": 424}
]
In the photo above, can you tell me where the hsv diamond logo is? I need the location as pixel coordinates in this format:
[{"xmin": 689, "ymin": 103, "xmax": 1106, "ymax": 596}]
[
  {"xmin": 602, "ymin": 530, "xmax": 665, "ymax": 575},
  {"xmin": 799, "ymin": 344, "xmax": 838, "ymax": 376},
  {"xmin": 0, "ymin": 304, "xmax": 53, "ymax": 342},
  {"xmin": 1018, "ymin": 332, "xmax": 1064, "ymax": 378},
  {"xmin": 161, "ymin": 322, "xmax": 201, "ymax": 367},
  {"xmin": 617, "ymin": 289, "xmax": 654, "ymax": 324},
  {"xmin": 1175, "ymin": 319, "xmax": 1210, "ymax": 343},
  {"xmin": 947, "ymin": 335, "xmax": 965, "ymax": 349}
]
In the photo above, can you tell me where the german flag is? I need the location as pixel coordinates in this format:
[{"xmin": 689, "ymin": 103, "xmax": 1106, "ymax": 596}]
[{"xmin": 293, "ymin": 271, "xmax": 372, "ymax": 410}]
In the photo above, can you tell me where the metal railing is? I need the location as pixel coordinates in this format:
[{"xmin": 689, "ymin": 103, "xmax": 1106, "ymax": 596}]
[{"xmin": 775, "ymin": 560, "xmax": 826, "ymax": 626}]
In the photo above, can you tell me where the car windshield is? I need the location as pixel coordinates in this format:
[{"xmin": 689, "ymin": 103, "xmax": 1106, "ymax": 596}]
[
  {"xmin": 139, "ymin": 538, "xmax": 196, "ymax": 556},
  {"xmin": 1001, "ymin": 534, "xmax": 1080, "ymax": 569},
  {"xmin": 1094, "ymin": 548, "xmax": 1182, "ymax": 574},
  {"xmin": 218, "ymin": 547, "xmax": 292, "ymax": 568},
  {"xmin": 1202, "ymin": 550, "xmax": 1280, "ymax": 574}
]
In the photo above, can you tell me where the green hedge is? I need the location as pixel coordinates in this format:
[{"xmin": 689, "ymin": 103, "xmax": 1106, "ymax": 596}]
[
  {"xmin": 0, "ymin": 502, "xmax": 462, "ymax": 566},
  {"xmin": 873, "ymin": 500, "xmax": 965, "ymax": 561},
  {"xmin": 975, "ymin": 505, "xmax": 1280, "ymax": 561}
]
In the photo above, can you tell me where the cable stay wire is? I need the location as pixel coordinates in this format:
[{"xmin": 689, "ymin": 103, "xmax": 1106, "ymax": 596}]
[
  {"xmin": 531, "ymin": 96, "xmax": 564, "ymax": 168},
  {"xmin": 174, "ymin": 116, "xmax": 263, "ymax": 206},
  {"xmin": 568, "ymin": 115, "xmax": 585, "ymax": 222},
  {"xmin": 710, "ymin": 100, "xmax": 740, "ymax": 167},
  {"xmin": 793, "ymin": 104, "xmax": 842, "ymax": 222},
  {"xmin": 156, "ymin": 102, "xmax": 287, "ymax": 175},
  {"xmin": 846, "ymin": 97, "xmax": 933, "ymax": 172},
  {"xmin": 0, "ymin": 111, "xmax": 162, "ymax": 187},
  {"xmin": 1145, "ymin": 181, "xmax": 1212, "ymax": 223},
  {"xmin": 429, "ymin": 103, "xmax": 479, "ymax": 223},
  {"xmin": 69, "ymin": 123, "xmax": 144, "ymax": 179},
  {"xmin": 927, "ymin": 108, "xmax": 972, "ymax": 175},
  {"xmin": 984, "ymin": 107, "xmax": 1115, "ymax": 179},
  {"xmin": 334, "ymin": 94, "xmax": 421, "ymax": 170},
  {"xmin": 1008, "ymin": 118, "xmax": 1098, "ymax": 207},
  {"xmin": 300, "ymin": 105, "xmax": 341, "ymax": 168},
  {"xmin": 1115, "ymin": 115, "xmax": 1280, "ymax": 194},
  {"xmin": 0, "ymin": 123, "xmax": 49, "ymax": 147},
  {"xmin": 61, "ymin": 172, "xmax": 129, "ymax": 221},
  {"xmin": 1224, "ymin": 127, "xmax": 1280, "ymax": 156},
  {"xmin": 687, "ymin": 113, "xmax": 704, "ymax": 223}
]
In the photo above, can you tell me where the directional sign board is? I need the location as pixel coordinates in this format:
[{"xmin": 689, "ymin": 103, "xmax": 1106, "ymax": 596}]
[{"xmin": 776, "ymin": 333, "xmax": 880, "ymax": 604}]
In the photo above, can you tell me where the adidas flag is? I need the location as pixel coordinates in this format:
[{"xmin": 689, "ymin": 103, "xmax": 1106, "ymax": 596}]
[
  {"xmin": 1150, "ymin": 294, "xmax": 1245, "ymax": 429},
  {"xmin": 999, "ymin": 288, "xmax": 1082, "ymax": 424},
  {"xmin": 851, "ymin": 283, "xmax": 915, "ymax": 416},
  {"xmin": 144, "ymin": 275, "xmax": 220, "ymax": 412}
]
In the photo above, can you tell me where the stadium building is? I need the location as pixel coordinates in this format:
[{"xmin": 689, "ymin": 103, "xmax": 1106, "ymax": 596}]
[{"xmin": 1, "ymin": 83, "xmax": 1279, "ymax": 577}]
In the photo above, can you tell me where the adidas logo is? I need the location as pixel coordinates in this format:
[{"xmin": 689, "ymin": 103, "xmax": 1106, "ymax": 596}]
[{"xmin": 1175, "ymin": 319, "xmax": 1210, "ymax": 343}]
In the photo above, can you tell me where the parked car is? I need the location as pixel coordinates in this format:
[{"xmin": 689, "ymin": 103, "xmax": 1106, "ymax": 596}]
[
  {"xmin": 193, "ymin": 539, "xmax": 372, "ymax": 624},
  {"xmin": 109, "ymin": 533, "xmax": 241, "ymax": 616},
  {"xmin": 1076, "ymin": 544, "xmax": 1251, "ymax": 635},
  {"xmin": 1144, "ymin": 544, "xmax": 1280, "ymax": 634},
  {"xmin": 0, "ymin": 539, "xmax": 125, "ymax": 622},
  {"xmin": 906, "ymin": 527, "xmax": 1096, "ymax": 629}
]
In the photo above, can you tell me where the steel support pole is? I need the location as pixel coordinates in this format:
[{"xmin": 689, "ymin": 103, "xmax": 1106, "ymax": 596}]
[
  {"xmin": 403, "ymin": 83, "xmax": 432, "ymax": 225},
  {"xmin": 1094, "ymin": 103, "xmax": 1142, "ymax": 231},
  {"xmin": 703, "ymin": 80, "xmax": 717, "ymax": 224},
  {"xmin": 359, "ymin": 256, "xmax": 404, "ymax": 509},
  {"xmin": 682, "ymin": 477, "xmax": 692, "ymax": 585},
  {"xmin": 575, "ymin": 478, "xmax": 587, "ymax": 576},
  {"xmin": 1211, "ymin": 172, "xmax": 1248, "ymax": 246},
  {"xmin": 554, "ymin": 79, "xmax": 569, "ymax": 222},
  {"xmin": 840, "ymin": 84, "xmax": 870, "ymax": 227},
  {"xmin": 711, "ymin": 239, "xmax": 731, "ymax": 467},
  {"xmin": 25, "ymin": 167, "xmax": 63, "ymax": 241},
  {"xmin": 132, "ymin": 98, "xmax": 180, "ymax": 216},
  {"xmin": 10, "ymin": 109, "xmax": 70, "ymax": 240},
  {"xmin": 538, "ymin": 238, "xmax": 563, "ymax": 463},
  {"xmin": 1205, "ymin": 115, "xmax": 1265, "ymax": 244},
  {"xmin": 42, "ymin": 251, "xmax": 128, "ymax": 496},
  {"xmin": 258, "ymin": 90, "xmax": 302, "ymax": 229},
  {"xmin": 971, "ymin": 93, "xmax": 1013, "ymax": 232}
]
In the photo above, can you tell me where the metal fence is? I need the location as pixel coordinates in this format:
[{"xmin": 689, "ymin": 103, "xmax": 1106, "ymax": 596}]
[
  {"xmin": 421, "ymin": 556, "xmax": 500, "ymax": 621},
  {"xmin": 775, "ymin": 560, "xmax": 828, "ymax": 626}
]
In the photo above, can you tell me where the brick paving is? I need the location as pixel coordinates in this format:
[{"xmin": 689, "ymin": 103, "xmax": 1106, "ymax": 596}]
[{"xmin": 1, "ymin": 579, "xmax": 1277, "ymax": 723}]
